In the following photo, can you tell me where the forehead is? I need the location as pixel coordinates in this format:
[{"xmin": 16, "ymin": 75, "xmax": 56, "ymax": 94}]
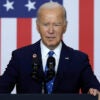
[
  {"xmin": 38, "ymin": 7, "xmax": 64, "ymax": 18},
  {"xmin": 38, "ymin": 9, "xmax": 64, "ymax": 23}
]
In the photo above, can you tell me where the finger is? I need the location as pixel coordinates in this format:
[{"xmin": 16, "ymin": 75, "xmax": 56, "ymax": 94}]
[{"xmin": 88, "ymin": 88, "xmax": 98, "ymax": 96}]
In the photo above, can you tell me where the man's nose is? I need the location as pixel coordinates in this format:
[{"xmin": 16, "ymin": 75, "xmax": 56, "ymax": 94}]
[{"xmin": 48, "ymin": 25, "xmax": 54, "ymax": 33}]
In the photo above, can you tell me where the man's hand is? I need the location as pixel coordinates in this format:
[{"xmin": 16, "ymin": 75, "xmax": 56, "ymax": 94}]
[{"xmin": 88, "ymin": 88, "xmax": 100, "ymax": 96}]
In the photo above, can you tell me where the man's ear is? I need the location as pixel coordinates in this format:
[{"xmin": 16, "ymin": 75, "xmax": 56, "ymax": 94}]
[
  {"xmin": 36, "ymin": 19, "xmax": 39, "ymax": 32},
  {"xmin": 63, "ymin": 21, "xmax": 68, "ymax": 34}
]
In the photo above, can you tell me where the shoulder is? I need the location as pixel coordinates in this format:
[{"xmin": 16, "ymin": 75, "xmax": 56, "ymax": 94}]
[
  {"xmin": 70, "ymin": 47, "xmax": 88, "ymax": 61},
  {"xmin": 12, "ymin": 40, "xmax": 40, "ymax": 56},
  {"xmin": 63, "ymin": 44, "xmax": 90, "ymax": 69},
  {"xmin": 71, "ymin": 47, "xmax": 88, "ymax": 58},
  {"xmin": 62, "ymin": 41, "xmax": 89, "ymax": 61}
]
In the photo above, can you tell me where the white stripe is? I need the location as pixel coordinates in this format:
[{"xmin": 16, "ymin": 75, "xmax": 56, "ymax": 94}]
[
  {"xmin": 32, "ymin": 18, "xmax": 41, "ymax": 43},
  {"xmin": 1, "ymin": 18, "xmax": 17, "ymax": 75},
  {"xmin": 63, "ymin": 0, "xmax": 79, "ymax": 50},
  {"xmin": 94, "ymin": 0, "xmax": 100, "ymax": 82}
]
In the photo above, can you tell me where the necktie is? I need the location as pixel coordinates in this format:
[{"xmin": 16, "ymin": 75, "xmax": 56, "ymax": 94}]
[{"xmin": 45, "ymin": 51, "xmax": 55, "ymax": 94}]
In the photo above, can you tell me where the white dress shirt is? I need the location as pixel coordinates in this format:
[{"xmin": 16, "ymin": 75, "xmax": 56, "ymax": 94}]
[{"xmin": 40, "ymin": 40, "xmax": 62, "ymax": 72}]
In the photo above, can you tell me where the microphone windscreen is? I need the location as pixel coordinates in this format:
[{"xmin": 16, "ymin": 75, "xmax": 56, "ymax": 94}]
[
  {"xmin": 45, "ymin": 56, "xmax": 56, "ymax": 82},
  {"xmin": 47, "ymin": 56, "xmax": 55, "ymax": 69}
]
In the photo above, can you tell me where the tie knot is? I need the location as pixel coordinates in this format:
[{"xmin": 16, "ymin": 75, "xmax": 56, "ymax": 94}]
[{"xmin": 48, "ymin": 51, "xmax": 54, "ymax": 57}]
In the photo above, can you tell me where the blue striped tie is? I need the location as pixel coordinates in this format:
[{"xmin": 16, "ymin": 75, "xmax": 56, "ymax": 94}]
[{"xmin": 45, "ymin": 51, "xmax": 55, "ymax": 94}]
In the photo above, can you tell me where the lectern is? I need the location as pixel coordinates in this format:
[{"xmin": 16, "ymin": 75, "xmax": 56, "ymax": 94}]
[{"xmin": 0, "ymin": 94, "xmax": 98, "ymax": 100}]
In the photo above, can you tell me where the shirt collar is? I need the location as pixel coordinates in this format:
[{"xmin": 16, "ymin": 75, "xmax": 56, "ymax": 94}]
[{"xmin": 40, "ymin": 40, "xmax": 62, "ymax": 57}]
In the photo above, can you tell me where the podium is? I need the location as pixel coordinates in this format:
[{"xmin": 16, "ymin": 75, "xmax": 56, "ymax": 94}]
[{"xmin": 0, "ymin": 94, "xmax": 98, "ymax": 100}]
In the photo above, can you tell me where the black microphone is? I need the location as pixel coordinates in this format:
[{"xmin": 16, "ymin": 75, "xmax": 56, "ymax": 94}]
[
  {"xmin": 31, "ymin": 54, "xmax": 40, "ymax": 82},
  {"xmin": 31, "ymin": 54, "xmax": 46, "ymax": 93},
  {"xmin": 45, "ymin": 56, "xmax": 56, "ymax": 82}
]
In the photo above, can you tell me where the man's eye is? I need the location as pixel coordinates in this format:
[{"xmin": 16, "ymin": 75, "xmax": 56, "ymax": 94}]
[
  {"xmin": 54, "ymin": 24, "xmax": 62, "ymax": 26},
  {"xmin": 43, "ymin": 23, "xmax": 49, "ymax": 26}
]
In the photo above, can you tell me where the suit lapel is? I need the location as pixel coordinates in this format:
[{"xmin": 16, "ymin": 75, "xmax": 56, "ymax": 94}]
[
  {"xmin": 53, "ymin": 42, "xmax": 72, "ymax": 92},
  {"xmin": 31, "ymin": 40, "xmax": 44, "ymax": 82},
  {"xmin": 31, "ymin": 40, "xmax": 73, "ymax": 92}
]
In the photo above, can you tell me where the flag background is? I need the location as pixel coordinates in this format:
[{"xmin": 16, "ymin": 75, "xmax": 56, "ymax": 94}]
[{"xmin": 0, "ymin": 0, "xmax": 100, "ymax": 93}]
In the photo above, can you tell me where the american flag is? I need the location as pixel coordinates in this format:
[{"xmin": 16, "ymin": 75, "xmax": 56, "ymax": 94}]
[{"xmin": 0, "ymin": 0, "xmax": 100, "ymax": 93}]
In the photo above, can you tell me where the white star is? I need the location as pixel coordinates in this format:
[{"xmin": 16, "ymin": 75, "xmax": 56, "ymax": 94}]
[
  {"xmin": 50, "ymin": 0, "xmax": 57, "ymax": 3},
  {"xmin": 50, "ymin": 0, "xmax": 53, "ymax": 2},
  {"xmin": 65, "ymin": 57, "xmax": 69, "ymax": 60},
  {"xmin": 3, "ymin": 0, "xmax": 14, "ymax": 11},
  {"xmin": 25, "ymin": 0, "xmax": 36, "ymax": 12}
]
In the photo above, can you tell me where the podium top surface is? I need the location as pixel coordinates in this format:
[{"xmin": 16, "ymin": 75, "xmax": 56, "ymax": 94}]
[{"xmin": 0, "ymin": 94, "xmax": 98, "ymax": 100}]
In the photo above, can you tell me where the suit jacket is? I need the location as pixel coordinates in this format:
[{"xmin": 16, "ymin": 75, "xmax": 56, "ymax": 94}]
[{"xmin": 0, "ymin": 40, "xmax": 100, "ymax": 93}]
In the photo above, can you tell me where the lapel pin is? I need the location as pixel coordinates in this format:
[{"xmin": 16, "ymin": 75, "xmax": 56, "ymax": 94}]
[
  {"xmin": 32, "ymin": 53, "xmax": 37, "ymax": 58},
  {"xmin": 65, "ymin": 57, "xmax": 69, "ymax": 60}
]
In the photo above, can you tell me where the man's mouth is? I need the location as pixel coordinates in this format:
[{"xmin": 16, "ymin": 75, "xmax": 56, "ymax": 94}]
[{"xmin": 47, "ymin": 37, "xmax": 55, "ymax": 40}]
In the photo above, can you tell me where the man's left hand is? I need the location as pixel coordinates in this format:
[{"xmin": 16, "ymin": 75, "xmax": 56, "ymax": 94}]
[{"xmin": 88, "ymin": 88, "xmax": 100, "ymax": 96}]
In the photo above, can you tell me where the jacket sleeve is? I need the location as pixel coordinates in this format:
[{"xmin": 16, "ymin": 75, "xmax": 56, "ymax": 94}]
[
  {"xmin": 0, "ymin": 50, "xmax": 19, "ymax": 93},
  {"xmin": 80, "ymin": 54, "xmax": 100, "ymax": 93}
]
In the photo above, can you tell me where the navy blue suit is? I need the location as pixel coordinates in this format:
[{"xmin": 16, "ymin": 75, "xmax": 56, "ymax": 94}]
[{"xmin": 0, "ymin": 40, "xmax": 100, "ymax": 93}]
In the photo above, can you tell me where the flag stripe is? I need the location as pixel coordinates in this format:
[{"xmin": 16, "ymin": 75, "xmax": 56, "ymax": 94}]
[
  {"xmin": 79, "ymin": 0, "xmax": 94, "ymax": 68},
  {"xmin": 63, "ymin": 0, "xmax": 79, "ymax": 50},
  {"xmin": 94, "ymin": 0, "xmax": 100, "ymax": 81},
  {"xmin": 17, "ymin": 19, "xmax": 32, "ymax": 48},
  {"xmin": 1, "ymin": 18, "xmax": 17, "ymax": 74}
]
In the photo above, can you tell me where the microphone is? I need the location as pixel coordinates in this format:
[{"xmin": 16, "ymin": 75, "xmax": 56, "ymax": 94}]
[
  {"xmin": 45, "ymin": 56, "xmax": 56, "ymax": 82},
  {"xmin": 31, "ymin": 54, "xmax": 40, "ymax": 82},
  {"xmin": 31, "ymin": 53, "xmax": 46, "ymax": 94}
]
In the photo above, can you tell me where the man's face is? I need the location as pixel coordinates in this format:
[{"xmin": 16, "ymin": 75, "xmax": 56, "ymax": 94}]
[{"xmin": 36, "ymin": 8, "xmax": 67, "ymax": 49}]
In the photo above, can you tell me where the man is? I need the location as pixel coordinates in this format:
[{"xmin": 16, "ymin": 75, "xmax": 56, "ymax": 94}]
[{"xmin": 0, "ymin": 2, "xmax": 100, "ymax": 95}]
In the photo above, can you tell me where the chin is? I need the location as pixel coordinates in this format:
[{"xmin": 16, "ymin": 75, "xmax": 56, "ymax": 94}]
[{"xmin": 47, "ymin": 44, "xmax": 58, "ymax": 50}]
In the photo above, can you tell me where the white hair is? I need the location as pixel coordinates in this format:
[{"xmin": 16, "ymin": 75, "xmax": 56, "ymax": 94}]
[{"xmin": 37, "ymin": 1, "xmax": 67, "ymax": 21}]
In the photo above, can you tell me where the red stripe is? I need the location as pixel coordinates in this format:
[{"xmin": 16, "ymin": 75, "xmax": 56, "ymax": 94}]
[
  {"xmin": 79, "ymin": 0, "xmax": 94, "ymax": 69},
  {"xmin": 0, "ymin": 19, "xmax": 1, "ymax": 74},
  {"xmin": 17, "ymin": 18, "xmax": 32, "ymax": 48}
]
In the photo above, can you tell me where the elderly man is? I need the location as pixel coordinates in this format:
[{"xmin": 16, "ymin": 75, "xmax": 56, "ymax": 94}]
[{"xmin": 0, "ymin": 2, "xmax": 100, "ymax": 95}]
